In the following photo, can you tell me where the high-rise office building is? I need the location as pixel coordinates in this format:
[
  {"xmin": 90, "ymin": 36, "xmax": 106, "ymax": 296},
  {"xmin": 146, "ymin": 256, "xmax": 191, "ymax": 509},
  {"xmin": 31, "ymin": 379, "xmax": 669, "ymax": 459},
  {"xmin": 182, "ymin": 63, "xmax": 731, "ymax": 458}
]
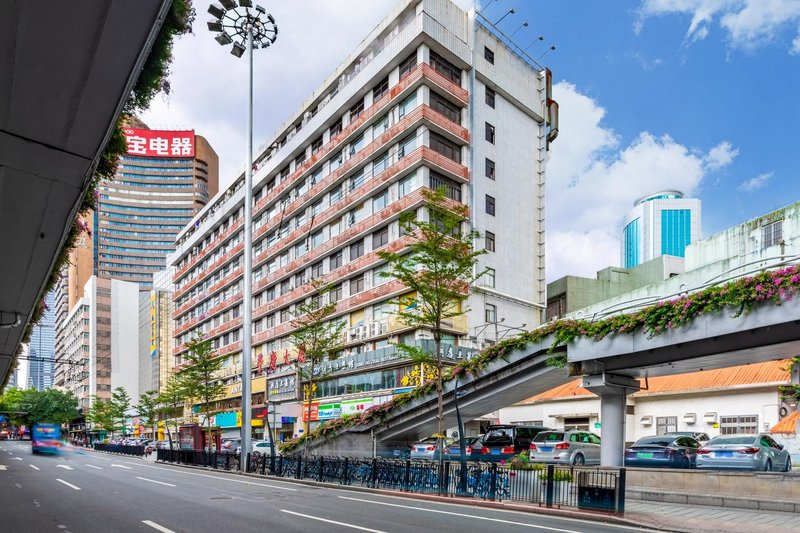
[
  {"xmin": 28, "ymin": 292, "xmax": 56, "ymax": 391},
  {"xmin": 622, "ymin": 190, "xmax": 701, "ymax": 269},
  {"xmin": 168, "ymin": 0, "xmax": 557, "ymax": 435},
  {"xmin": 138, "ymin": 268, "xmax": 175, "ymax": 394},
  {"xmin": 96, "ymin": 119, "xmax": 219, "ymax": 289}
]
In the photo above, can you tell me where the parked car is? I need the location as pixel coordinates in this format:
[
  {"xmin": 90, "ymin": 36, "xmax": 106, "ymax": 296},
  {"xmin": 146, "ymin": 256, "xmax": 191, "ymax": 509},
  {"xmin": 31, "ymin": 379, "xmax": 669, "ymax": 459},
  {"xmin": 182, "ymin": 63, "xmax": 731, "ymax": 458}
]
[
  {"xmin": 156, "ymin": 440, "xmax": 178, "ymax": 450},
  {"xmin": 529, "ymin": 430, "xmax": 601, "ymax": 465},
  {"xmin": 624, "ymin": 435, "xmax": 700, "ymax": 469},
  {"xmin": 246, "ymin": 440, "xmax": 281, "ymax": 457},
  {"xmin": 479, "ymin": 425, "xmax": 550, "ymax": 462},
  {"xmin": 409, "ymin": 437, "xmax": 454, "ymax": 460},
  {"xmin": 696, "ymin": 434, "xmax": 792, "ymax": 472},
  {"xmin": 444, "ymin": 435, "xmax": 485, "ymax": 461},
  {"xmin": 0, "ymin": 428, "xmax": 9, "ymax": 440},
  {"xmin": 221, "ymin": 437, "xmax": 240, "ymax": 454},
  {"xmin": 664, "ymin": 431, "xmax": 711, "ymax": 445}
]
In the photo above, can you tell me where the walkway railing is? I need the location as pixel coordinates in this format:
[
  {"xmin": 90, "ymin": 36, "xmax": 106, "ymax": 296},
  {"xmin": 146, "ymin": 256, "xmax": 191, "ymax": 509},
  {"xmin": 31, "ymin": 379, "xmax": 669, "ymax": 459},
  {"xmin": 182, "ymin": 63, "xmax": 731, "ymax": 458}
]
[
  {"xmin": 156, "ymin": 451, "xmax": 625, "ymax": 514},
  {"xmin": 93, "ymin": 443, "xmax": 144, "ymax": 457}
]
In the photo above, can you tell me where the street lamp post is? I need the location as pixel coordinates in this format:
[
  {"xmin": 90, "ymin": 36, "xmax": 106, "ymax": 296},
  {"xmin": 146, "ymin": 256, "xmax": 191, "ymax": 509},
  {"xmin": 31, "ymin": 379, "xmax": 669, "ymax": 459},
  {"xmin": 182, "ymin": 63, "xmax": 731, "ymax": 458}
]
[
  {"xmin": 454, "ymin": 378, "xmax": 467, "ymax": 496},
  {"xmin": 207, "ymin": 1, "xmax": 277, "ymax": 473}
]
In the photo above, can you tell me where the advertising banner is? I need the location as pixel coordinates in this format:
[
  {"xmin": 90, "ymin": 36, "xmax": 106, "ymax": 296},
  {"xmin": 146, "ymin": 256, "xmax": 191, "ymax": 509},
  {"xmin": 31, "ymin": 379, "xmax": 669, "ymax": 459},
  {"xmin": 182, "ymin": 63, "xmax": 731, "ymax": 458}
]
[
  {"xmin": 341, "ymin": 398, "xmax": 373, "ymax": 415},
  {"xmin": 302, "ymin": 402, "xmax": 319, "ymax": 422},
  {"xmin": 317, "ymin": 403, "xmax": 342, "ymax": 420},
  {"xmin": 123, "ymin": 127, "xmax": 195, "ymax": 158}
]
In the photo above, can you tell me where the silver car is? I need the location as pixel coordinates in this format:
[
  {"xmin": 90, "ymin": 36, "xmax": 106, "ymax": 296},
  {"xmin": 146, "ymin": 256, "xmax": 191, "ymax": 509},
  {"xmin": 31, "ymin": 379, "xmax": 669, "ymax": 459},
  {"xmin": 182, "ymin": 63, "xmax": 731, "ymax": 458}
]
[
  {"xmin": 696, "ymin": 434, "xmax": 792, "ymax": 472},
  {"xmin": 409, "ymin": 437, "xmax": 454, "ymax": 460},
  {"xmin": 529, "ymin": 430, "xmax": 601, "ymax": 465}
]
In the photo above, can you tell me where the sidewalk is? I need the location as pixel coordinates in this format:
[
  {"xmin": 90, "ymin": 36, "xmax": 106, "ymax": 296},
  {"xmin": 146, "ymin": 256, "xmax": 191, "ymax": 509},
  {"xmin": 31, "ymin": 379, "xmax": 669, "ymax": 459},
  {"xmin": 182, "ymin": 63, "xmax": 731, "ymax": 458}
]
[{"xmin": 623, "ymin": 500, "xmax": 799, "ymax": 533}]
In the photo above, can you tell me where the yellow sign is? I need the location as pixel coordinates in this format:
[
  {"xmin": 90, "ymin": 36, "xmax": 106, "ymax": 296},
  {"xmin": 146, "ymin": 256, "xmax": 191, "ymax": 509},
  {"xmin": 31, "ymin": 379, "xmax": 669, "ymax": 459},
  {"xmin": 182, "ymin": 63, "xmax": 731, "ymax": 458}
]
[
  {"xmin": 222, "ymin": 376, "xmax": 267, "ymax": 399},
  {"xmin": 149, "ymin": 292, "xmax": 158, "ymax": 358},
  {"xmin": 234, "ymin": 411, "xmax": 263, "ymax": 427},
  {"xmin": 712, "ymin": 423, "xmax": 720, "ymax": 429}
]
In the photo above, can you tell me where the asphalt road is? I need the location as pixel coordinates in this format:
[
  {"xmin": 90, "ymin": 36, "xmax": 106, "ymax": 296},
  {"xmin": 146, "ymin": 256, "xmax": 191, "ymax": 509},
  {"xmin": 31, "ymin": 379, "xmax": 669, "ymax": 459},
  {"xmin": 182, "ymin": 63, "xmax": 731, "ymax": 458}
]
[{"xmin": 0, "ymin": 441, "xmax": 655, "ymax": 533}]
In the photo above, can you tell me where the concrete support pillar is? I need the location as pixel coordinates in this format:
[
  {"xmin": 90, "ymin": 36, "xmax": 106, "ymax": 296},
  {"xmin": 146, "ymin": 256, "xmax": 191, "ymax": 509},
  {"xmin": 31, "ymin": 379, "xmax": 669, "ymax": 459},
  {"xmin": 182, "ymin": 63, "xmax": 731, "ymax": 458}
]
[{"xmin": 583, "ymin": 373, "xmax": 639, "ymax": 467}]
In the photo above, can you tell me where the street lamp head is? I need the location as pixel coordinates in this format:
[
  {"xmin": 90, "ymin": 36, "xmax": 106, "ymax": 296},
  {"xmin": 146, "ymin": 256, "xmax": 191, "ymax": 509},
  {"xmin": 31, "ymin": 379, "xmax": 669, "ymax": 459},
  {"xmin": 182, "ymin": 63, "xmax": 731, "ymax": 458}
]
[
  {"xmin": 207, "ymin": 4, "xmax": 225, "ymax": 19},
  {"xmin": 207, "ymin": 20, "xmax": 223, "ymax": 32},
  {"xmin": 231, "ymin": 42, "xmax": 246, "ymax": 57},
  {"xmin": 238, "ymin": 0, "xmax": 252, "ymax": 6},
  {"xmin": 215, "ymin": 32, "xmax": 233, "ymax": 46},
  {"xmin": 219, "ymin": 0, "xmax": 237, "ymax": 10}
]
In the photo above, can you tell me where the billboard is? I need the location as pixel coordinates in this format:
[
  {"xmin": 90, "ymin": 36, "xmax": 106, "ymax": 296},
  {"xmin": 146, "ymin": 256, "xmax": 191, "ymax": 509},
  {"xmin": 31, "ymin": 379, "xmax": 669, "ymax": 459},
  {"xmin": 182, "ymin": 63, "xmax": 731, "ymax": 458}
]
[{"xmin": 123, "ymin": 127, "xmax": 195, "ymax": 158}]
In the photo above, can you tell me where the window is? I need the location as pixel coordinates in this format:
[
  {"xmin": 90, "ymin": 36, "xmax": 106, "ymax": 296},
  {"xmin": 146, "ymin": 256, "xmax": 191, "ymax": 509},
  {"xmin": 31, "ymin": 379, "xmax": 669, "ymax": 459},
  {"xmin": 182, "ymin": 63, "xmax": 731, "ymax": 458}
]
[
  {"xmin": 350, "ymin": 274, "xmax": 365, "ymax": 294},
  {"xmin": 484, "ymin": 268, "xmax": 496, "ymax": 288},
  {"xmin": 486, "ymin": 195, "xmax": 496, "ymax": 216},
  {"xmin": 373, "ymin": 76, "xmax": 389, "ymax": 101},
  {"xmin": 280, "ymin": 279, "xmax": 291, "ymax": 295},
  {"xmin": 398, "ymin": 133, "xmax": 418, "ymax": 158},
  {"xmin": 430, "ymin": 92, "xmax": 461, "ymax": 123},
  {"xmin": 330, "ymin": 283, "xmax": 343, "ymax": 303},
  {"xmin": 329, "ymin": 151, "xmax": 343, "ymax": 172},
  {"xmin": 399, "ymin": 91, "xmax": 417, "ymax": 118},
  {"xmin": 429, "ymin": 132, "xmax": 461, "ymax": 163},
  {"xmin": 372, "ymin": 151, "xmax": 390, "ymax": 175},
  {"xmin": 398, "ymin": 172, "xmax": 418, "ymax": 197},
  {"xmin": 762, "ymin": 220, "xmax": 783, "ymax": 249},
  {"xmin": 330, "ymin": 119, "xmax": 342, "ymax": 139},
  {"xmin": 350, "ymin": 99, "xmax": 364, "ymax": 121},
  {"xmin": 656, "ymin": 416, "xmax": 678, "ymax": 435},
  {"xmin": 329, "ymin": 250, "xmax": 343, "ymax": 270},
  {"xmin": 484, "ymin": 46, "xmax": 494, "ymax": 64},
  {"xmin": 430, "ymin": 50, "xmax": 461, "ymax": 84},
  {"xmin": 485, "ymin": 87, "xmax": 496, "ymax": 108},
  {"xmin": 375, "ymin": 113, "xmax": 390, "ymax": 134},
  {"xmin": 373, "ymin": 226, "xmax": 389, "ymax": 249},
  {"xmin": 485, "ymin": 231, "xmax": 495, "ymax": 252},
  {"xmin": 350, "ymin": 240, "xmax": 365, "ymax": 260},
  {"xmin": 485, "ymin": 304, "xmax": 497, "ymax": 323},
  {"xmin": 373, "ymin": 189, "xmax": 388, "ymax": 212},
  {"xmin": 485, "ymin": 122, "xmax": 495, "ymax": 144},
  {"xmin": 312, "ymin": 261, "xmax": 324, "ymax": 279},
  {"xmin": 280, "ymin": 308, "xmax": 290, "ymax": 323},
  {"xmin": 485, "ymin": 158, "xmax": 495, "ymax": 180},
  {"xmin": 311, "ymin": 136, "xmax": 323, "ymax": 154},
  {"xmin": 349, "ymin": 134, "xmax": 365, "ymax": 155},
  {"xmin": 310, "ymin": 230, "xmax": 324, "ymax": 249},
  {"xmin": 329, "ymin": 183, "xmax": 343, "ymax": 204},
  {"xmin": 720, "ymin": 415, "xmax": 758, "ymax": 435},
  {"xmin": 295, "ymin": 152, "xmax": 306, "ymax": 167},
  {"xmin": 399, "ymin": 52, "xmax": 417, "ymax": 79},
  {"xmin": 430, "ymin": 171, "xmax": 462, "ymax": 202}
]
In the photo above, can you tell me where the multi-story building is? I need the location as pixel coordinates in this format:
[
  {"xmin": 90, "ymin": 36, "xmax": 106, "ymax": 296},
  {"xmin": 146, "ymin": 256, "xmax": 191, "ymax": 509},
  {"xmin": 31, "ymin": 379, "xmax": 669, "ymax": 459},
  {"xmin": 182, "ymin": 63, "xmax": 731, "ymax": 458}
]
[
  {"xmin": 169, "ymin": 0, "xmax": 556, "ymax": 436},
  {"xmin": 54, "ymin": 276, "xmax": 140, "ymax": 411},
  {"xmin": 139, "ymin": 268, "xmax": 176, "ymax": 394},
  {"xmin": 27, "ymin": 292, "xmax": 56, "ymax": 391},
  {"xmin": 622, "ymin": 190, "xmax": 701, "ymax": 269},
  {"xmin": 97, "ymin": 118, "xmax": 219, "ymax": 289}
]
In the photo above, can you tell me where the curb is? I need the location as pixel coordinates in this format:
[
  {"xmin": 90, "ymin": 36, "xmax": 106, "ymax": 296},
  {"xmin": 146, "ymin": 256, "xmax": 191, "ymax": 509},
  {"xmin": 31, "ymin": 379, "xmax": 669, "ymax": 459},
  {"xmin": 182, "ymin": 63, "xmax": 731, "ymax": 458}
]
[{"xmin": 153, "ymin": 460, "xmax": 674, "ymax": 532}]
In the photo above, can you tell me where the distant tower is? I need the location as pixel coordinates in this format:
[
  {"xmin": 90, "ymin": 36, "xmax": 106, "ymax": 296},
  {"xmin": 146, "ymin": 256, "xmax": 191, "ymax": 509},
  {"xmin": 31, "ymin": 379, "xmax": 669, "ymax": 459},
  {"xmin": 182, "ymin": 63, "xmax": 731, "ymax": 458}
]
[{"xmin": 622, "ymin": 190, "xmax": 701, "ymax": 268}]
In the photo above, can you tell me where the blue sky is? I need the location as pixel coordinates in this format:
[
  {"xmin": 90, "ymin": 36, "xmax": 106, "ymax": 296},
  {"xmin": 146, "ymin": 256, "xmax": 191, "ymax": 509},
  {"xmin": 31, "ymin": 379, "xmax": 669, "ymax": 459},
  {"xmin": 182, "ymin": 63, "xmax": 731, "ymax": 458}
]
[{"xmin": 142, "ymin": 0, "xmax": 800, "ymax": 280}]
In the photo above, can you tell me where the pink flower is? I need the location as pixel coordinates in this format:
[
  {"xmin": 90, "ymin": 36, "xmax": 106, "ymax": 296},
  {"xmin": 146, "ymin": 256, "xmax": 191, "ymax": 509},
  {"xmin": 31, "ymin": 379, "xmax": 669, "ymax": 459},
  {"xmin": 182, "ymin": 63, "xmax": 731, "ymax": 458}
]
[
  {"xmin": 755, "ymin": 284, "xmax": 763, "ymax": 292},
  {"xmin": 791, "ymin": 275, "xmax": 800, "ymax": 284},
  {"xmin": 774, "ymin": 277, "xmax": 784, "ymax": 286}
]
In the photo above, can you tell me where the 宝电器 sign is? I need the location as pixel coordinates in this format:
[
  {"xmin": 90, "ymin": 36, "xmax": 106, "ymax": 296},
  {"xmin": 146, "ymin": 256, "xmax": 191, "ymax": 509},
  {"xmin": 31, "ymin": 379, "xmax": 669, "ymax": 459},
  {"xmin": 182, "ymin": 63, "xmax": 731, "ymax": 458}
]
[{"xmin": 123, "ymin": 128, "xmax": 195, "ymax": 158}]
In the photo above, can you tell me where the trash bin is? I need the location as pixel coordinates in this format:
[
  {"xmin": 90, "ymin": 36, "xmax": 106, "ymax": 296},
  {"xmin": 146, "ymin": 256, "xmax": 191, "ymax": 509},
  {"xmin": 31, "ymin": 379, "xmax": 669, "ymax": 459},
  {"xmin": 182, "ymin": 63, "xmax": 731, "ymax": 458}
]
[{"xmin": 576, "ymin": 471, "xmax": 617, "ymax": 511}]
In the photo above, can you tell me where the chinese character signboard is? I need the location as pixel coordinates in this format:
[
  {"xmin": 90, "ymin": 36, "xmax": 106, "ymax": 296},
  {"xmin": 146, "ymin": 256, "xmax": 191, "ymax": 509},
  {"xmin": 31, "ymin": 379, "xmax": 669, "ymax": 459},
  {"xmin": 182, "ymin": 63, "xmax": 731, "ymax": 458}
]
[
  {"xmin": 123, "ymin": 128, "xmax": 195, "ymax": 158},
  {"xmin": 268, "ymin": 374, "xmax": 298, "ymax": 402},
  {"xmin": 149, "ymin": 292, "xmax": 157, "ymax": 358}
]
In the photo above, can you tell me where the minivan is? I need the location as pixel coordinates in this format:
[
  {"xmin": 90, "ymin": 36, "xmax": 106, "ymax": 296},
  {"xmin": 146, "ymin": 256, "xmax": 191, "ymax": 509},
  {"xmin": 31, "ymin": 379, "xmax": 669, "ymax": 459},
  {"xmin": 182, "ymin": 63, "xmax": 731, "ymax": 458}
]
[{"xmin": 479, "ymin": 425, "xmax": 550, "ymax": 462}]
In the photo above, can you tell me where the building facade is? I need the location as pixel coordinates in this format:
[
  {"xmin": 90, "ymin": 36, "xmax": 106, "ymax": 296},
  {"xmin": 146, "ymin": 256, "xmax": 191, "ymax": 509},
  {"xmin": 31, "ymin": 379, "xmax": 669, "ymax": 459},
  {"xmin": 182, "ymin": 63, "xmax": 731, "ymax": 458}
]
[
  {"xmin": 168, "ymin": 0, "xmax": 555, "ymax": 437},
  {"xmin": 97, "ymin": 119, "xmax": 218, "ymax": 289},
  {"xmin": 27, "ymin": 291, "xmax": 56, "ymax": 390},
  {"xmin": 622, "ymin": 190, "xmax": 701, "ymax": 269},
  {"xmin": 54, "ymin": 276, "xmax": 140, "ymax": 411},
  {"xmin": 138, "ymin": 268, "xmax": 176, "ymax": 394}
]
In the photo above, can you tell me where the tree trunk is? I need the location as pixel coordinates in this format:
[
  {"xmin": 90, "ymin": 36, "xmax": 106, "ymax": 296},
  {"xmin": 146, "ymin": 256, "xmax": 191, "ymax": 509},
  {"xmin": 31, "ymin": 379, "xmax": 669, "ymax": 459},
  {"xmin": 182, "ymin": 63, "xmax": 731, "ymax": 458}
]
[{"xmin": 304, "ymin": 363, "xmax": 314, "ymax": 458}]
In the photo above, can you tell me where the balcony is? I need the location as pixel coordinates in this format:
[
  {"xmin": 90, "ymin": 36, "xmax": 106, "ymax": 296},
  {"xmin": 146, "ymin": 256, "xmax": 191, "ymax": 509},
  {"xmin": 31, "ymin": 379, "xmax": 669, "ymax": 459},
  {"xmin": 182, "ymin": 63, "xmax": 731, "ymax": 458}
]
[{"xmin": 174, "ymin": 219, "xmax": 244, "ymax": 281}]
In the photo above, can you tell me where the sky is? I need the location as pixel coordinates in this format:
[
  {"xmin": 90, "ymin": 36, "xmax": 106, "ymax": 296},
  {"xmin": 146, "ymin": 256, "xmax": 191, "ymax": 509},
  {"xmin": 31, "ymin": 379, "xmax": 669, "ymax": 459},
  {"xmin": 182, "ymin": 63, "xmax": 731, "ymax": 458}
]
[{"xmin": 142, "ymin": 0, "xmax": 800, "ymax": 282}]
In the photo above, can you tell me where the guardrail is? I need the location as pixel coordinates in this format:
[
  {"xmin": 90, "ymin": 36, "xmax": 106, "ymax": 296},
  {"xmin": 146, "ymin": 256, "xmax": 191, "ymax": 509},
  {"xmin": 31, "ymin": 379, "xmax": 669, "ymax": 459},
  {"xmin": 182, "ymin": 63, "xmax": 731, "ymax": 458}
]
[
  {"xmin": 157, "ymin": 451, "xmax": 625, "ymax": 514},
  {"xmin": 93, "ymin": 443, "xmax": 145, "ymax": 457}
]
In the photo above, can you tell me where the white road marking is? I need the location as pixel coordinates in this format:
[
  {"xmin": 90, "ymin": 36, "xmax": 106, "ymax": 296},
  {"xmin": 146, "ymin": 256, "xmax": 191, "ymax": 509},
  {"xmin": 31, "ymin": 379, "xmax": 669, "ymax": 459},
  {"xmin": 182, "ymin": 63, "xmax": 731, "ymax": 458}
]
[
  {"xmin": 55, "ymin": 478, "xmax": 81, "ymax": 491},
  {"xmin": 56, "ymin": 464, "xmax": 73, "ymax": 470},
  {"xmin": 15, "ymin": 483, "xmax": 21, "ymax": 488},
  {"xmin": 111, "ymin": 464, "xmax": 132, "ymax": 470},
  {"xmin": 142, "ymin": 520, "xmax": 176, "ymax": 533},
  {"xmin": 12, "ymin": 457, "xmax": 22, "ymax": 460},
  {"xmin": 29, "ymin": 464, "xmax": 39, "ymax": 470},
  {"xmin": 338, "ymin": 496, "xmax": 584, "ymax": 533},
  {"xmin": 130, "ymin": 462, "xmax": 298, "ymax": 491},
  {"xmin": 0, "ymin": 465, "xmax": 8, "ymax": 470},
  {"xmin": 136, "ymin": 476, "xmax": 176, "ymax": 487},
  {"xmin": 280, "ymin": 510, "xmax": 387, "ymax": 532},
  {"xmin": 86, "ymin": 465, "xmax": 103, "ymax": 470}
]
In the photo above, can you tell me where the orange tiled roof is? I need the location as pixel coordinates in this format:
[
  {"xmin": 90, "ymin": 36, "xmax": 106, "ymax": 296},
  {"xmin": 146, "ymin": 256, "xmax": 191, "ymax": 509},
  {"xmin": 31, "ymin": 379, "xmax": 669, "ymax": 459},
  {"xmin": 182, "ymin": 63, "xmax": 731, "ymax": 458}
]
[
  {"xmin": 771, "ymin": 410, "xmax": 799, "ymax": 434},
  {"xmin": 516, "ymin": 359, "xmax": 790, "ymax": 405}
]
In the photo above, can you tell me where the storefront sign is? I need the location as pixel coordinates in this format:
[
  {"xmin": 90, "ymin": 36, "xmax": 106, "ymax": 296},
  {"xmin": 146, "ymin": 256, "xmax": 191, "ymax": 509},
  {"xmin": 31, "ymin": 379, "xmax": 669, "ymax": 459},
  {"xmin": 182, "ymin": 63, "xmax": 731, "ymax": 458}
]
[
  {"xmin": 123, "ymin": 127, "xmax": 195, "ymax": 158},
  {"xmin": 223, "ymin": 377, "xmax": 267, "ymax": 399},
  {"xmin": 318, "ymin": 403, "xmax": 342, "ymax": 420},
  {"xmin": 341, "ymin": 398, "xmax": 373, "ymax": 415},
  {"xmin": 302, "ymin": 402, "xmax": 319, "ymax": 422},
  {"xmin": 149, "ymin": 292, "xmax": 157, "ymax": 358},
  {"xmin": 268, "ymin": 374, "xmax": 297, "ymax": 402}
]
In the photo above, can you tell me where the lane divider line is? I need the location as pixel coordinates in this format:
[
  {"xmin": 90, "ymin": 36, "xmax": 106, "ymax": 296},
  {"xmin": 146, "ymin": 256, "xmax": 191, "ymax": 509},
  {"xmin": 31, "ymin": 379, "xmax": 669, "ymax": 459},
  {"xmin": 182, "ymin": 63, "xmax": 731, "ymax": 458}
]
[
  {"xmin": 86, "ymin": 465, "xmax": 103, "ymax": 470},
  {"xmin": 111, "ymin": 464, "xmax": 132, "ymax": 470},
  {"xmin": 136, "ymin": 476, "xmax": 177, "ymax": 488},
  {"xmin": 337, "ymin": 496, "xmax": 583, "ymax": 533},
  {"xmin": 129, "ymin": 462, "xmax": 298, "ymax": 491},
  {"xmin": 280, "ymin": 509, "xmax": 387, "ymax": 532},
  {"xmin": 56, "ymin": 479, "xmax": 81, "ymax": 491},
  {"xmin": 142, "ymin": 520, "xmax": 176, "ymax": 533},
  {"xmin": 29, "ymin": 464, "xmax": 40, "ymax": 470}
]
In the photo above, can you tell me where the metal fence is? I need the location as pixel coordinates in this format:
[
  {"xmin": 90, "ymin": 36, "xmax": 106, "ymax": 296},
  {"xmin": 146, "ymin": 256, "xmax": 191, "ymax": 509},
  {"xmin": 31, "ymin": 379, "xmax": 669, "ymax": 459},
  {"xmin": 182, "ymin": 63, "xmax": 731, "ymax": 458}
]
[
  {"xmin": 157, "ymin": 451, "xmax": 625, "ymax": 514},
  {"xmin": 93, "ymin": 443, "xmax": 144, "ymax": 457}
]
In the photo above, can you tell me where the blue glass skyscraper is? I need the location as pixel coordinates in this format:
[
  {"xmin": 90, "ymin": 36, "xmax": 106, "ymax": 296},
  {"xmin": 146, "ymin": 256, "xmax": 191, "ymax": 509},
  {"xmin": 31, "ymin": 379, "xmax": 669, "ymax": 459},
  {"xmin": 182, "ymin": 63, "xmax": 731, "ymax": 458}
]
[{"xmin": 28, "ymin": 291, "xmax": 56, "ymax": 390}]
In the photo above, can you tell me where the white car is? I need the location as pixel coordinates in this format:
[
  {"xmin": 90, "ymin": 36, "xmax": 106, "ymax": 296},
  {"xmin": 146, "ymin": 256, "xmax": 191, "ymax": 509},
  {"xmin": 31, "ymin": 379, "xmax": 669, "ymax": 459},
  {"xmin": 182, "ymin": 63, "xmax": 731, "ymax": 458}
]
[{"xmin": 238, "ymin": 439, "xmax": 280, "ymax": 456}]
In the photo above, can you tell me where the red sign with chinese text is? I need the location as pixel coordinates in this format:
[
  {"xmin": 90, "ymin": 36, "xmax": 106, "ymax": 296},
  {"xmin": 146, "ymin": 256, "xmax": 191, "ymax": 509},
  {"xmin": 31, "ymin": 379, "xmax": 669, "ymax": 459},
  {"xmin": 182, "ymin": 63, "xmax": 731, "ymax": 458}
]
[{"xmin": 123, "ymin": 128, "xmax": 195, "ymax": 158}]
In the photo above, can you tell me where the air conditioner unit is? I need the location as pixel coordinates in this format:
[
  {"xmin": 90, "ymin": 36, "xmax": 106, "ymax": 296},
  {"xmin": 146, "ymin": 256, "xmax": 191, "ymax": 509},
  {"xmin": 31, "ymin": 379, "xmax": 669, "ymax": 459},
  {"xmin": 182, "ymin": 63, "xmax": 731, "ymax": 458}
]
[
  {"xmin": 368, "ymin": 322, "xmax": 380, "ymax": 337},
  {"xmin": 640, "ymin": 415, "xmax": 653, "ymax": 426},
  {"xmin": 356, "ymin": 326, "xmax": 366, "ymax": 339},
  {"xmin": 779, "ymin": 399, "xmax": 798, "ymax": 418},
  {"xmin": 683, "ymin": 413, "xmax": 697, "ymax": 425},
  {"xmin": 703, "ymin": 412, "xmax": 718, "ymax": 424}
]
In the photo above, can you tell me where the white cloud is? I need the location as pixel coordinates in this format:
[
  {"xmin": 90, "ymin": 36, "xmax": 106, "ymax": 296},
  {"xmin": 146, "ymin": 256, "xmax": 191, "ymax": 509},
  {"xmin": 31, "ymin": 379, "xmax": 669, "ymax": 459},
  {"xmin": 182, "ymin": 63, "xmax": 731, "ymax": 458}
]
[
  {"xmin": 638, "ymin": 0, "xmax": 800, "ymax": 52},
  {"xmin": 546, "ymin": 82, "xmax": 735, "ymax": 281},
  {"xmin": 629, "ymin": 51, "xmax": 665, "ymax": 70},
  {"xmin": 737, "ymin": 171, "xmax": 774, "ymax": 192},
  {"xmin": 704, "ymin": 140, "xmax": 739, "ymax": 170}
]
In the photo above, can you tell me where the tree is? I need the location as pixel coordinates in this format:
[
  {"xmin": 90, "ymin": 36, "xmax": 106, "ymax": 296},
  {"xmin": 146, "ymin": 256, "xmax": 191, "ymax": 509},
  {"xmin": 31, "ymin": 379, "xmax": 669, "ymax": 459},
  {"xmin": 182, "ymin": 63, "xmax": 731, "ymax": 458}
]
[
  {"xmin": 110, "ymin": 387, "xmax": 132, "ymax": 436},
  {"xmin": 135, "ymin": 390, "xmax": 159, "ymax": 442},
  {"xmin": 377, "ymin": 187, "xmax": 485, "ymax": 456},
  {"xmin": 157, "ymin": 374, "xmax": 188, "ymax": 447},
  {"xmin": 179, "ymin": 335, "xmax": 224, "ymax": 450},
  {"xmin": 0, "ymin": 388, "xmax": 80, "ymax": 430},
  {"xmin": 87, "ymin": 395, "xmax": 114, "ymax": 435},
  {"xmin": 291, "ymin": 279, "xmax": 346, "ymax": 456}
]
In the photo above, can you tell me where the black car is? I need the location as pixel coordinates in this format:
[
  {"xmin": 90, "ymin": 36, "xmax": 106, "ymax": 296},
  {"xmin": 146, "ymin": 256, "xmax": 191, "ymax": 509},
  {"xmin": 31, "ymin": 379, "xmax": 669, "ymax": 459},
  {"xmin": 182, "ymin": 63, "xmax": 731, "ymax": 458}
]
[
  {"xmin": 624, "ymin": 435, "xmax": 700, "ymax": 469},
  {"xmin": 479, "ymin": 425, "xmax": 550, "ymax": 462}
]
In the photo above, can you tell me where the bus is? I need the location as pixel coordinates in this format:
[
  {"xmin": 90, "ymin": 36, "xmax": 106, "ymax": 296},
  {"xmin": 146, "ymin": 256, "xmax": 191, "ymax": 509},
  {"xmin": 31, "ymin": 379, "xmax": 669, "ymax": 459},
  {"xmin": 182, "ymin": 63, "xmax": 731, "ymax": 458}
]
[{"xmin": 32, "ymin": 423, "xmax": 63, "ymax": 454}]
